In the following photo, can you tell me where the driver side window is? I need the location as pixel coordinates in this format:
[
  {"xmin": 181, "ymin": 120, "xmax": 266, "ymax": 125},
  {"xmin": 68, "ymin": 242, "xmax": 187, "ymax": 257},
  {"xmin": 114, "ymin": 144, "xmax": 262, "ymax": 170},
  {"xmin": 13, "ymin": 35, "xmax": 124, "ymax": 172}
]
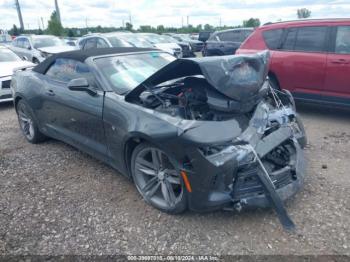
[{"xmin": 45, "ymin": 58, "xmax": 95, "ymax": 86}]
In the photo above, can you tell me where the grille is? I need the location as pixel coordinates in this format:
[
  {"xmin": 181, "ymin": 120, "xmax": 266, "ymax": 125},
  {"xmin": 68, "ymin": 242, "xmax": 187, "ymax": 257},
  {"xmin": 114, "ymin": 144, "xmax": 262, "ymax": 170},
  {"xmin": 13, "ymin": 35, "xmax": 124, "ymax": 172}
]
[
  {"xmin": 232, "ymin": 165, "xmax": 294, "ymax": 199},
  {"xmin": 232, "ymin": 142, "xmax": 296, "ymax": 200},
  {"xmin": 1, "ymin": 80, "xmax": 11, "ymax": 89}
]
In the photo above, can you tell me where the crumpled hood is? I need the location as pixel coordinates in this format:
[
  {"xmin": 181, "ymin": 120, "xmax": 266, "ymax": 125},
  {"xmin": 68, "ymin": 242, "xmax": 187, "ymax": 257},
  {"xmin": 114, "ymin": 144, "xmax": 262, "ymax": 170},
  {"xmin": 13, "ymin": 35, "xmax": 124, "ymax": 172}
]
[
  {"xmin": 126, "ymin": 50, "xmax": 270, "ymax": 103},
  {"xmin": 37, "ymin": 45, "xmax": 76, "ymax": 54},
  {"xmin": 0, "ymin": 61, "xmax": 35, "ymax": 77}
]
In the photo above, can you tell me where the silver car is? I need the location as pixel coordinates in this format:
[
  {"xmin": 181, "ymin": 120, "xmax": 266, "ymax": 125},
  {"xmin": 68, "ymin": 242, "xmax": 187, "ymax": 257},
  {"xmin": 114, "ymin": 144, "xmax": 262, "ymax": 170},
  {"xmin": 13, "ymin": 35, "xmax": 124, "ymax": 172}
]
[
  {"xmin": 0, "ymin": 46, "xmax": 34, "ymax": 102},
  {"xmin": 10, "ymin": 35, "xmax": 76, "ymax": 63}
]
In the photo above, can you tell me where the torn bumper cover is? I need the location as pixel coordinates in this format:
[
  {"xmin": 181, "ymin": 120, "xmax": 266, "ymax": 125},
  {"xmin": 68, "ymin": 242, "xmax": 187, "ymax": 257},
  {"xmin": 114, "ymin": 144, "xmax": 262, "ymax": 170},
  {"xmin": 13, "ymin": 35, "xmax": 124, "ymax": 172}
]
[{"xmin": 180, "ymin": 100, "xmax": 306, "ymax": 229}]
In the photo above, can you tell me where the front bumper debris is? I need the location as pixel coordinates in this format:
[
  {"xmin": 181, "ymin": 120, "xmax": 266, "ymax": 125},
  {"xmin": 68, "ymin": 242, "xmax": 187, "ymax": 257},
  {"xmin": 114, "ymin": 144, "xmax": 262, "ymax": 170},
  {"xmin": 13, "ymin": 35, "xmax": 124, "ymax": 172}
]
[{"xmin": 184, "ymin": 99, "xmax": 307, "ymax": 231}]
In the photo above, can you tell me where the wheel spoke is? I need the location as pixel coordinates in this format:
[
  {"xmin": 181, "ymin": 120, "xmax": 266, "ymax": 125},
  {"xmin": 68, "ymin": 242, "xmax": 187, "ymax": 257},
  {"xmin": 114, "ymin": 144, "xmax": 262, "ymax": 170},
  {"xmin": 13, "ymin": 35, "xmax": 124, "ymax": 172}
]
[
  {"xmin": 161, "ymin": 182, "xmax": 171, "ymax": 205},
  {"xmin": 166, "ymin": 169, "xmax": 181, "ymax": 185},
  {"xmin": 167, "ymin": 175, "xmax": 180, "ymax": 185},
  {"xmin": 142, "ymin": 177, "xmax": 159, "ymax": 197},
  {"xmin": 151, "ymin": 149, "xmax": 161, "ymax": 170},
  {"xmin": 165, "ymin": 180, "xmax": 177, "ymax": 204},
  {"xmin": 161, "ymin": 181, "xmax": 176, "ymax": 207},
  {"xmin": 136, "ymin": 162, "xmax": 156, "ymax": 176},
  {"xmin": 137, "ymin": 157, "xmax": 156, "ymax": 170}
]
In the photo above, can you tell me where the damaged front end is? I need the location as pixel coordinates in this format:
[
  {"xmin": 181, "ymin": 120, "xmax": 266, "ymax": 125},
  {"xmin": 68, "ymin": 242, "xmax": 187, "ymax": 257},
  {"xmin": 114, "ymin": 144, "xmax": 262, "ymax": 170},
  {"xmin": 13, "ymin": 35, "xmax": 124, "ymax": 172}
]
[{"xmin": 126, "ymin": 51, "xmax": 307, "ymax": 230}]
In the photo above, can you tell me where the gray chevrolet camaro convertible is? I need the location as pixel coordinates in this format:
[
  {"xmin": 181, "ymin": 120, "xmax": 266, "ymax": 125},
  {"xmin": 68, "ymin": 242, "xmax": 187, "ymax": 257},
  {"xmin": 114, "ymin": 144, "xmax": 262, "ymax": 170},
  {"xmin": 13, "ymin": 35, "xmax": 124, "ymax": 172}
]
[{"xmin": 12, "ymin": 47, "xmax": 306, "ymax": 230}]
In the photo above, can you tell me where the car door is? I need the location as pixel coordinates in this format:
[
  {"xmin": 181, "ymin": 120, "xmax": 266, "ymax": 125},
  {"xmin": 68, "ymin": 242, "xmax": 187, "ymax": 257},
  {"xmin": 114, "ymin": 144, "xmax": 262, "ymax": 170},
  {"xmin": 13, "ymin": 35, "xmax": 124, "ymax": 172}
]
[
  {"xmin": 10, "ymin": 38, "xmax": 25, "ymax": 59},
  {"xmin": 21, "ymin": 37, "xmax": 33, "ymax": 61},
  {"xmin": 270, "ymin": 26, "xmax": 329, "ymax": 97},
  {"xmin": 324, "ymin": 25, "xmax": 350, "ymax": 100},
  {"xmin": 40, "ymin": 58, "xmax": 107, "ymax": 158}
]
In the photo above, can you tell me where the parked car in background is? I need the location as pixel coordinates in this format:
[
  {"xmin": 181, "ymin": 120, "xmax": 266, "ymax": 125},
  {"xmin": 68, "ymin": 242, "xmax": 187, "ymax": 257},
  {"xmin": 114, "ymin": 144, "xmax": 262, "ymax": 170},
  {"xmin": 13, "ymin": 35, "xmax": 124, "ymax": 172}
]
[
  {"xmin": 190, "ymin": 33, "xmax": 199, "ymax": 40},
  {"xmin": 0, "ymin": 46, "xmax": 34, "ymax": 102},
  {"xmin": 64, "ymin": 37, "xmax": 79, "ymax": 47},
  {"xmin": 237, "ymin": 19, "xmax": 350, "ymax": 107},
  {"xmin": 203, "ymin": 28, "xmax": 253, "ymax": 56},
  {"xmin": 198, "ymin": 31, "xmax": 212, "ymax": 42},
  {"xmin": 78, "ymin": 32, "xmax": 134, "ymax": 50},
  {"xmin": 170, "ymin": 34, "xmax": 204, "ymax": 52},
  {"xmin": 116, "ymin": 34, "xmax": 154, "ymax": 48},
  {"xmin": 9, "ymin": 35, "xmax": 76, "ymax": 63},
  {"xmin": 0, "ymin": 33, "xmax": 12, "ymax": 46},
  {"xmin": 138, "ymin": 33, "xmax": 183, "ymax": 57},
  {"xmin": 158, "ymin": 34, "xmax": 194, "ymax": 57}
]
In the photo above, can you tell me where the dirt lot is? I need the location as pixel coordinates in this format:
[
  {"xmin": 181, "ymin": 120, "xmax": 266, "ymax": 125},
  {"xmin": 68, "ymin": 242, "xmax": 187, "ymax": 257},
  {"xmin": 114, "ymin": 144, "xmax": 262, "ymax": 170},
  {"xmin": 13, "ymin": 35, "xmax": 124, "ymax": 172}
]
[{"xmin": 0, "ymin": 101, "xmax": 349, "ymax": 256}]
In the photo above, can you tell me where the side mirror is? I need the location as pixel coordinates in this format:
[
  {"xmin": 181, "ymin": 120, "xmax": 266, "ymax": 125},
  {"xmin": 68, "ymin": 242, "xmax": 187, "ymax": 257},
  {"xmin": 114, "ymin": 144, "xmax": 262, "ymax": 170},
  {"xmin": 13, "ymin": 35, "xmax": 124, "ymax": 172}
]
[
  {"xmin": 26, "ymin": 46, "xmax": 31, "ymax": 50},
  {"xmin": 22, "ymin": 56, "xmax": 28, "ymax": 61},
  {"xmin": 67, "ymin": 78, "xmax": 97, "ymax": 96}
]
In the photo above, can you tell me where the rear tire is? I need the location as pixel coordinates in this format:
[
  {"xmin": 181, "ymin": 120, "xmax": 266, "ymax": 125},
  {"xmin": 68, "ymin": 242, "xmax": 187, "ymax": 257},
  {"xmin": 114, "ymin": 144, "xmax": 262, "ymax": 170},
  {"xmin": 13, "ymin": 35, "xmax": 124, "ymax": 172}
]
[
  {"xmin": 131, "ymin": 143, "xmax": 187, "ymax": 214},
  {"xmin": 16, "ymin": 100, "xmax": 47, "ymax": 144}
]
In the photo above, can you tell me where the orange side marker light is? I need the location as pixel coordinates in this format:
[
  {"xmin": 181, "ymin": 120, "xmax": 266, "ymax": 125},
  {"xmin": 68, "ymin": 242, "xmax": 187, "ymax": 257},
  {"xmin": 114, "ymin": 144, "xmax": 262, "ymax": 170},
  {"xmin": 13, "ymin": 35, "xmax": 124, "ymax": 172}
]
[{"xmin": 180, "ymin": 171, "xmax": 192, "ymax": 193}]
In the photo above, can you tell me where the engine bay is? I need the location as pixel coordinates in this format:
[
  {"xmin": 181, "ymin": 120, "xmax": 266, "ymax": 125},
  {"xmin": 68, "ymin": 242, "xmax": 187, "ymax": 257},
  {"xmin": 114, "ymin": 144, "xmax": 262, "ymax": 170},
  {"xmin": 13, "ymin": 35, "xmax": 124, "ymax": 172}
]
[{"xmin": 139, "ymin": 76, "xmax": 269, "ymax": 121}]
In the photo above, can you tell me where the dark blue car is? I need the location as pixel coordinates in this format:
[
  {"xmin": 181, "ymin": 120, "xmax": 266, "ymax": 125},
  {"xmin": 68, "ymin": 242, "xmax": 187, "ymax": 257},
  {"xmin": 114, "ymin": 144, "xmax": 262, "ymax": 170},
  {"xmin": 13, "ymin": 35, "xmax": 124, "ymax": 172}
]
[{"xmin": 203, "ymin": 28, "xmax": 253, "ymax": 56}]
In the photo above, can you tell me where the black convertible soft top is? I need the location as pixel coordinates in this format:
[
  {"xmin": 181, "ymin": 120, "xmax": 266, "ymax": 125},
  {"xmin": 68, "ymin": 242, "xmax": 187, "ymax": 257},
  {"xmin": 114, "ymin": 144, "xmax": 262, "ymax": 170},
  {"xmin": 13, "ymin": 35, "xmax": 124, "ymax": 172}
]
[{"xmin": 33, "ymin": 47, "xmax": 157, "ymax": 74}]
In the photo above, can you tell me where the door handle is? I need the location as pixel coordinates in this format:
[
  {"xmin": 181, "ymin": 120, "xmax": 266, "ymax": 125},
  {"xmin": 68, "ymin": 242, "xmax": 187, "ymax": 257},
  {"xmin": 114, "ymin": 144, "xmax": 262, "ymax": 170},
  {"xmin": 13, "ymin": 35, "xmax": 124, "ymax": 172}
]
[
  {"xmin": 331, "ymin": 59, "xmax": 349, "ymax": 64},
  {"xmin": 46, "ymin": 89, "xmax": 55, "ymax": 96}
]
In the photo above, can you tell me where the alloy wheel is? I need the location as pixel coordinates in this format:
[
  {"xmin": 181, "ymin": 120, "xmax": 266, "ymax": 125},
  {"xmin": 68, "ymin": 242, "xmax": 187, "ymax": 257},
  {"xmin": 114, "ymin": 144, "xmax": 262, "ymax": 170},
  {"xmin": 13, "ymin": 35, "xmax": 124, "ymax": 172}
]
[
  {"xmin": 134, "ymin": 147, "xmax": 183, "ymax": 210},
  {"xmin": 18, "ymin": 103, "xmax": 35, "ymax": 140}
]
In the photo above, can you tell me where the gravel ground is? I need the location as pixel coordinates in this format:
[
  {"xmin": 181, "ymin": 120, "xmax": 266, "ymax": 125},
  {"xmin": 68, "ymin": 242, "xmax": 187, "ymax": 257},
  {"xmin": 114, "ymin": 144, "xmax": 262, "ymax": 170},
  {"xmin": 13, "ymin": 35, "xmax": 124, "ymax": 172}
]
[{"xmin": 0, "ymin": 101, "xmax": 349, "ymax": 256}]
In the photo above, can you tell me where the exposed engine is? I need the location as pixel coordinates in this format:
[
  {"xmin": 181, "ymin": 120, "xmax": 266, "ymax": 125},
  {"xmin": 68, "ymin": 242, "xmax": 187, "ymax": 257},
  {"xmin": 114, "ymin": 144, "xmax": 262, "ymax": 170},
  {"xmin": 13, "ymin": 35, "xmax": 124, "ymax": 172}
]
[{"xmin": 140, "ymin": 76, "xmax": 267, "ymax": 121}]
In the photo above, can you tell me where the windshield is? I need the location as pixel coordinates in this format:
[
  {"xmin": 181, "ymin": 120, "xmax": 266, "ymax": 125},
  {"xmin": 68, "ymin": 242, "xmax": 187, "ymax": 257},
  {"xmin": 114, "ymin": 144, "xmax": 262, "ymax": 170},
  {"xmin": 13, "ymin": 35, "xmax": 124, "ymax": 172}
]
[
  {"xmin": 106, "ymin": 36, "xmax": 133, "ymax": 47},
  {"xmin": 33, "ymin": 37, "xmax": 66, "ymax": 48},
  {"xmin": 119, "ymin": 35, "xmax": 154, "ymax": 48},
  {"xmin": 95, "ymin": 52, "xmax": 176, "ymax": 94},
  {"xmin": 0, "ymin": 48, "xmax": 21, "ymax": 62},
  {"xmin": 0, "ymin": 35, "xmax": 12, "ymax": 43}
]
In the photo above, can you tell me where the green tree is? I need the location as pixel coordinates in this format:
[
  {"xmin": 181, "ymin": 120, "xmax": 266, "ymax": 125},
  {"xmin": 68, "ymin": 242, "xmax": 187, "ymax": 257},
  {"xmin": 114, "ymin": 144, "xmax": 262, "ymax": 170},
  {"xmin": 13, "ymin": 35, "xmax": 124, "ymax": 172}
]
[
  {"xmin": 204, "ymin": 24, "xmax": 213, "ymax": 31},
  {"xmin": 157, "ymin": 25, "xmax": 165, "ymax": 33},
  {"xmin": 47, "ymin": 11, "xmax": 63, "ymax": 36},
  {"xmin": 125, "ymin": 22, "xmax": 133, "ymax": 31},
  {"xmin": 297, "ymin": 8, "xmax": 311, "ymax": 19},
  {"xmin": 243, "ymin": 18, "xmax": 261, "ymax": 27},
  {"xmin": 67, "ymin": 29, "xmax": 75, "ymax": 37}
]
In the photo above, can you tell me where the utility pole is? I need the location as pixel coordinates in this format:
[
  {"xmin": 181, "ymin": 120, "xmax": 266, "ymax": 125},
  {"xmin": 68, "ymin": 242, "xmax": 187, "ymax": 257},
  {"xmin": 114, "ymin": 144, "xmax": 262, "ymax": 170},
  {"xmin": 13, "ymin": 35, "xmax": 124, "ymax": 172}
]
[
  {"xmin": 129, "ymin": 13, "xmax": 132, "ymax": 25},
  {"xmin": 181, "ymin": 16, "xmax": 184, "ymax": 28},
  {"xmin": 41, "ymin": 17, "xmax": 45, "ymax": 30},
  {"xmin": 14, "ymin": 0, "xmax": 24, "ymax": 31},
  {"xmin": 54, "ymin": 0, "xmax": 61, "ymax": 24},
  {"xmin": 187, "ymin": 16, "xmax": 189, "ymax": 26},
  {"xmin": 219, "ymin": 17, "xmax": 222, "ymax": 28}
]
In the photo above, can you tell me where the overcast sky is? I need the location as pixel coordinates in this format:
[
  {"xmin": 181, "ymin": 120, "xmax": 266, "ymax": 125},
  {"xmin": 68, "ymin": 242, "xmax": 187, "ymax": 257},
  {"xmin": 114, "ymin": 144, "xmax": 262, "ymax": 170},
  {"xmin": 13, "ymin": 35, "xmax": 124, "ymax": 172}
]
[{"xmin": 1, "ymin": 0, "xmax": 350, "ymax": 30}]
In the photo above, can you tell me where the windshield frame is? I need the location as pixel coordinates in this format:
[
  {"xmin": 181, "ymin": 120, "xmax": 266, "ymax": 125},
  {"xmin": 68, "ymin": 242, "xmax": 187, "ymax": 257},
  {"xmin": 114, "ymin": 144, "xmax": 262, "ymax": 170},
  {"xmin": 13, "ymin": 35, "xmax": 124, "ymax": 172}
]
[{"xmin": 93, "ymin": 51, "xmax": 176, "ymax": 95}]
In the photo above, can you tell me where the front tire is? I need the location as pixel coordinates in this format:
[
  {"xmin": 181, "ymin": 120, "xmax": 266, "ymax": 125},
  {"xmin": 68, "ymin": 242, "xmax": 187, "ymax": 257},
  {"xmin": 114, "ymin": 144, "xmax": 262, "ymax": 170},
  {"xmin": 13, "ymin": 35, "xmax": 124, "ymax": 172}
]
[
  {"xmin": 131, "ymin": 143, "xmax": 187, "ymax": 214},
  {"xmin": 16, "ymin": 100, "xmax": 47, "ymax": 144}
]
